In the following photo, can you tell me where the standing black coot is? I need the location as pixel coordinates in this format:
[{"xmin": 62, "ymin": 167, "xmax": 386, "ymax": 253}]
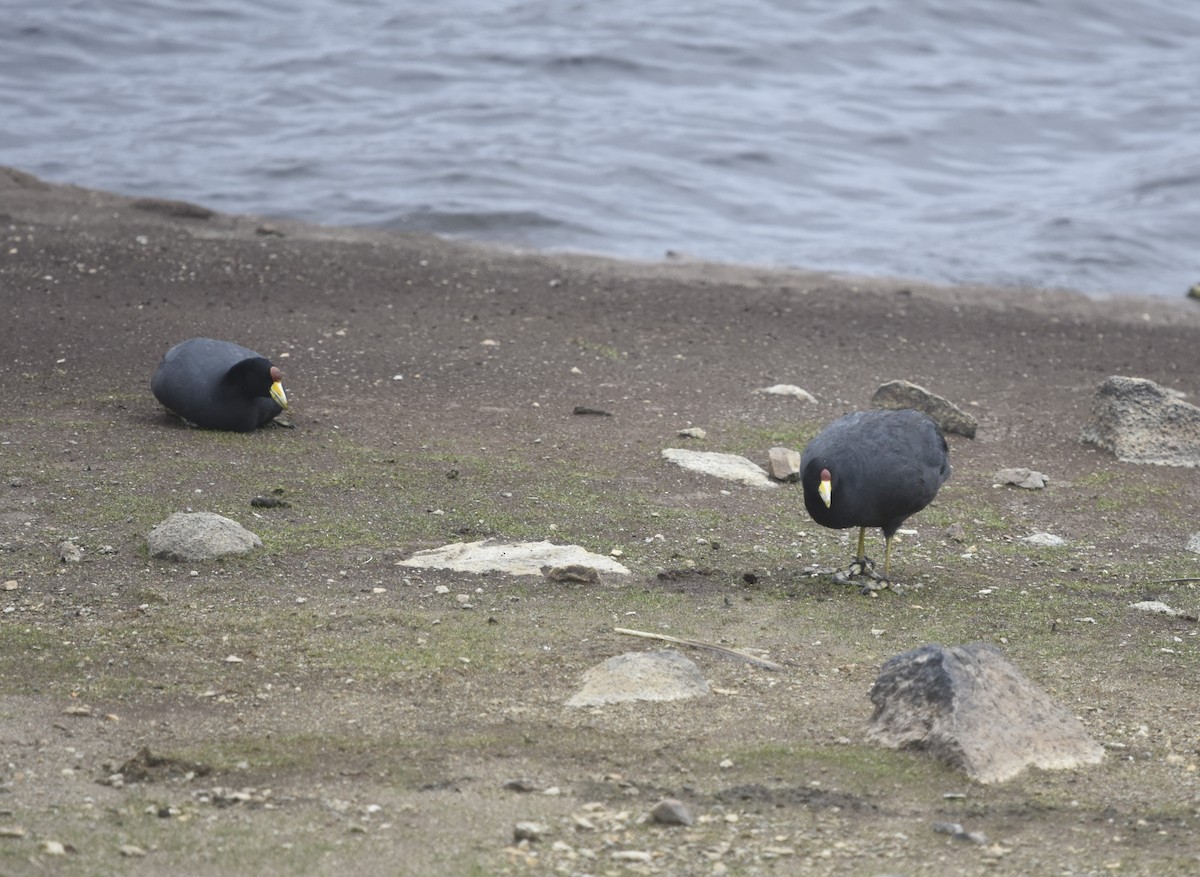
[
  {"xmin": 800, "ymin": 408, "xmax": 950, "ymax": 587},
  {"xmin": 151, "ymin": 337, "xmax": 288, "ymax": 432}
]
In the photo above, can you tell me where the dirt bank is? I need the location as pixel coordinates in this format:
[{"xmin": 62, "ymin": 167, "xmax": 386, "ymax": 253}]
[{"xmin": 2, "ymin": 166, "xmax": 1199, "ymax": 875}]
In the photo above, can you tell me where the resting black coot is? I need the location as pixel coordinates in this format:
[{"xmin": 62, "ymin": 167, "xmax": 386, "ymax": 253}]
[
  {"xmin": 800, "ymin": 408, "xmax": 950, "ymax": 589},
  {"xmin": 151, "ymin": 337, "xmax": 287, "ymax": 432}
]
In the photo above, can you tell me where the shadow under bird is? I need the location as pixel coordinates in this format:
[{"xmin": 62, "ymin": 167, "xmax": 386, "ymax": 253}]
[
  {"xmin": 151, "ymin": 337, "xmax": 288, "ymax": 432},
  {"xmin": 800, "ymin": 408, "xmax": 950, "ymax": 591}
]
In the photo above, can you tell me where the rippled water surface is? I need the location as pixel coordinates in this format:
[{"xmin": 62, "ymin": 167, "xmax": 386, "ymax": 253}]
[{"xmin": 3, "ymin": 0, "xmax": 1199, "ymax": 296}]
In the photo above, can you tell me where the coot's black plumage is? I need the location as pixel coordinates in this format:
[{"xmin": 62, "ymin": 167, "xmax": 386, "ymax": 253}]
[
  {"xmin": 151, "ymin": 337, "xmax": 287, "ymax": 432},
  {"xmin": 801, "ymin": 408, "xmax": 950, "ymax": 585}
]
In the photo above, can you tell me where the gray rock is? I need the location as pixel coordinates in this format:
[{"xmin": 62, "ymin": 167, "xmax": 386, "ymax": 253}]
[
  {"xmin": 870, "ymin": 380, "xmax": 978, "ymax": 438},
  {"xmin": 58, "ymin": 540, "xmax": 84, "ymax": 563},
  {"xmin": 513, "ymin": 821, "xmax": 546, "ymax": 842},
  {"xmin": 541, "ymin": 564, "xmax": 601, "ymax": 585},
  {"xmin": 400, "ymin": 539, "xmax": 629, "ymax": 577},
  {"xmin": 867, "ymin": 642, "xmax": 1104, "ymax": 784},
  {"xmin": 1080, "ymin": 376, "xmax": 1200, "ymax": 467},
  {"xmin": 994, "ymin": 467, "xmax": 1048, "ymax": 489},
  {"xmin": 650, "ymin": 798, "xmax": 694, "ymax": 826},
  {"xmin": 767, "ymin": 446, "xmax": 801, "ymax": 482},
  {"xmin": 661, "ymin": 448, "xmax": 778, "ymax": 489},
  {"xmin": 1187, "ymin": 533, "xmax": 1200, "ymax": 555},
  {"xmin": 147, "ymin": 512, "xmax": 263, "ymax": 562},
  {"xmin": 677, "ymin": 427, "xmax": 707, "ymax": 439},
  {"xmin": 566, "ymin": 649, "xmax": 710, "ymax": 707}
]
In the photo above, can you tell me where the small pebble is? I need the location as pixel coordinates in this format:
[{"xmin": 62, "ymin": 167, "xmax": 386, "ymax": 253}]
[
  {"xmin": 611, "ymin": 850, "xmax": 652, "ymax": 862},
  {"xmin": 513, "ymin": 821, "xmax": 546, "ymax": 842}
]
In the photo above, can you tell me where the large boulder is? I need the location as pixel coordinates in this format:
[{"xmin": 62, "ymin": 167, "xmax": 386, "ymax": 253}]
[
  {"xmin": 866, "ymin": 643, "xmax": 1103, "ymax": 784},
  {"xmin": 1080, "ymin": 375, "xmax": 1200, "ymax": 466},
  {"xmin": 870, "ymin": 380, "xmax": 977, "ymax": 438},
  {"xmin": 147, "ymin": 512, "xmax": 262, "ymax": 562}
]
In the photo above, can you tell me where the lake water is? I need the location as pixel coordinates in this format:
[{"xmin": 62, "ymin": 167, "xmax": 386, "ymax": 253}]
[{"xmin": 2, "ymin": 0, "xmax": 1198, "ymax": 297}]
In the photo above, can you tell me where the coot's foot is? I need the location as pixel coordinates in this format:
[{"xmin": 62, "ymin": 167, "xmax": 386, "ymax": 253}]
[
  {"xmin": 832, "ymin": 558, "xmax": 898, "ymax": 596},
  {"xmin": 846, "ymin": 555, "xmax": 876, "ymax": 578}
]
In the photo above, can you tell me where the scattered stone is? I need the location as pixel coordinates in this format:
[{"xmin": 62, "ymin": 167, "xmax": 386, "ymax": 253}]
[
  {"xmin": 250, "ymin": 495, "xmax": 290, "ymax": 508},
  {"xmin": 867, "ymin": 642, "xmax": 1105, "ymax": 783},
  {"xmin": 1080, "ymin": 376, "xmax": 1200, "ymax": 466},
  {"xmin": 513, "ymin": 821, "xmax": 546, "ymax": 842},
  {"xmin": 1021, "ymin": 532, "xmax": 1065, "ymax": 547},
  {"xmin": 767, "ymin": 446, "xmax": 801, "ymax": 482},
  {"xmin": 677, "ymin": 427, "xmax": 707, "ymax": 439},
  {"xmin": 58, "ymin": 540, "xmax": 84, "ymax": 563},
  {"xmin": 1130, "ymin": 601, "xmax": 1198, "ymax": 621},
  {"xmin": 611, "ymin": 850, "xmax": 653, "ymax": 863},
  {"xmin": 870, "ymin": 380, "xmax": 978, "ymax": 438},
  {"xmin": 503, "ymin": 779, "xmax": 540, "ymax": 793},
  {"xmin": 944, "ymin": 523, "xmax": 966, "ymax": 542},
  {"xmin": 661, "ymin": 448, "xmax": 778, "ymax": 489},
  {"xmin": 541, "ymin": 564, "xmax": 601, "ymax": 585},
  {"xmin": 0, "ymin": 826, "xmax": 26, "ymax": 838},
  {"xmin": 566, "ymin": 649, "xmax": 710, "ymax": 707},
  {"xmin": 3, "ymin": 580, "xmax": 17, "ymax": 591},
  {"xmin": 933, "ymin": 822, "xmax": 989, "ymax": 844},
  {"xmin": 994, "ymin": 467, "xmax": 1048, "ymax": 489},
  {"xmin": 754, "ymin": 384, "xmax": 817, "ymax": 403},
  {"xmin": 573, "ymin": 406, "xmax": 612, "ymax": 416},
  {"xmin": 400, "ymin": 539, "xmax": 630, "ymax": 577},
  {"xmin": 650, "ymin": 798, "xmax": 694, "ymax": 826},
  {"xmin": 116, "ymin": 746, "xmax": 212, "ymax": 784},
  {"xmin": 146, "ymin": 512, "xmax": 262, "ymax": 562},
  {"xmin": 118, "ymin": 844, "xmax": 147, "ymax": 857},
  {"xmin": 41, "ymin": 840, "xmax": 67, "ymax": 855},
  {"xmin": 1186, "ymin": 533, "xmax": 1200, "ymax": 554}
]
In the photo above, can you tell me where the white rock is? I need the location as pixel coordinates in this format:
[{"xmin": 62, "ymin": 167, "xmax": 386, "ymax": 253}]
[
  {"xmin": 1130, "ymin": 601, "xmax": 1181, "ymax": 617},
  {"xmin": 1021, "ymin": 532, "xmax": 1065, "ymax": 547},
  {"xmin": 1186, "ymin": 533, "xmax": 1200, "ymax": 554},
  {"xmin": 661, "ymin": 448, "xmax": 778, "ymax": 489},
  {"xmin": 611, "ymin": 851, "xmax": 653, "ymax": 863},
  {"xmin": 754, "ymin": 384, "xmax": 817, "ymax": 402},
  {"xmin": 399, "ymin": 539, "xmax": 630, "ymax": 576}
]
